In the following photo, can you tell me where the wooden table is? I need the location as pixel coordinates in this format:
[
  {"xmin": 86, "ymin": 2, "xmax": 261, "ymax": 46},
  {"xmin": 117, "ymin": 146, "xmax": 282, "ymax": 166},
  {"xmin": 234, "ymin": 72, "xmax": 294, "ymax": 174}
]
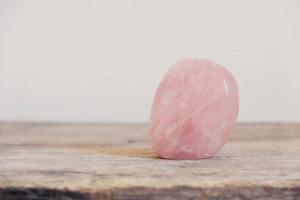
[{"xmin": 0, "ymin": 123, "xmax": 300, "ymax": 199}]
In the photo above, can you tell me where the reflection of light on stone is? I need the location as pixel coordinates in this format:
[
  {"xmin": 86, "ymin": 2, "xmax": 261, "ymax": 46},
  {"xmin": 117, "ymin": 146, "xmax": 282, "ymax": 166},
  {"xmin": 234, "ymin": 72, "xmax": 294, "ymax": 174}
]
[{"xmin": 224, "ymin": 79, "xmax": 229, "ymax": 95}]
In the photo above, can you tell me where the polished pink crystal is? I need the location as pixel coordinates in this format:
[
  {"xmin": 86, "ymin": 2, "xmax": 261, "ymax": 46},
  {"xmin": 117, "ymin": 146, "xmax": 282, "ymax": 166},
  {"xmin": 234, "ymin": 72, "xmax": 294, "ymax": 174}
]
[{"xmin": 149, "ymin": 58, "xmax": 239, "ymax": 159}]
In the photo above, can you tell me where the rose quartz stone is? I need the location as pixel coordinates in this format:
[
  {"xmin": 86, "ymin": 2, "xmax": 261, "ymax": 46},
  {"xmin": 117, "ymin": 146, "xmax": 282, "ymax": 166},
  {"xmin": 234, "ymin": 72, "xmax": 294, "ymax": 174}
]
[{"xmin": 149, "ymin": 58, "xmax": 239, "ymax": 160}]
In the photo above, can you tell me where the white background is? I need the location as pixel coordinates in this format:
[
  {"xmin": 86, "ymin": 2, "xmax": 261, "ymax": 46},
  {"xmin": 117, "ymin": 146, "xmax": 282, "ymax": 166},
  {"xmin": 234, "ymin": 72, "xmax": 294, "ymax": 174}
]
[{"xmin": 1, "ymin": 0, "xmax": 299, "ymax": 123}]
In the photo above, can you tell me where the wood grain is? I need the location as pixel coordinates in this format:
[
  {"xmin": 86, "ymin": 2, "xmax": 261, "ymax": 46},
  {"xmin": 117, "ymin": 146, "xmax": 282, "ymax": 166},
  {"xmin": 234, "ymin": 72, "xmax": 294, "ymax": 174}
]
[{"xmin": 0, "ymin": 123, "xmax": 300, "ymax": 199}]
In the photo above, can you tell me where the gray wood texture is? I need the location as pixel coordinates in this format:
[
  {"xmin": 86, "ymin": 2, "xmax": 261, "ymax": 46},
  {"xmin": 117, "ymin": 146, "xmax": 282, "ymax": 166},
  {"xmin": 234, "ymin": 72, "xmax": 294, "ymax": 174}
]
[{"xmin": 0, "ymin": 123, "xmax": 300, "ymax": 199}]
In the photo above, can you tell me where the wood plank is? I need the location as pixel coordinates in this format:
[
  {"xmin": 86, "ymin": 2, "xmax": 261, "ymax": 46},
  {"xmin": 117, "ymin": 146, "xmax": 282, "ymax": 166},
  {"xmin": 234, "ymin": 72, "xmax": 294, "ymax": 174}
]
[{"xmin": 0, "ymin": 123, "xmax": 300, "ymax": 199}]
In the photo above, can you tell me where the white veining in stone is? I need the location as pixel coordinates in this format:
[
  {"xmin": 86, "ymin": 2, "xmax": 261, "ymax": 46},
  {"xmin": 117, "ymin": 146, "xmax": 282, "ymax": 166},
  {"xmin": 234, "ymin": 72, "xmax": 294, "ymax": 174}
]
[{"xmin": 149, "ymin": 58, "xmax": 239, "ymax": 159}]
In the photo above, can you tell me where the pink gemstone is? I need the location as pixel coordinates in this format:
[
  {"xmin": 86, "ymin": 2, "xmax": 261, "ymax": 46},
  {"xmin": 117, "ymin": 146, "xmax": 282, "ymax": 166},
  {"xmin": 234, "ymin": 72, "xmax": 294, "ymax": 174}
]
[{"xmin": 149, "ymin": 58, "xmax": 239, "ymax": 159}]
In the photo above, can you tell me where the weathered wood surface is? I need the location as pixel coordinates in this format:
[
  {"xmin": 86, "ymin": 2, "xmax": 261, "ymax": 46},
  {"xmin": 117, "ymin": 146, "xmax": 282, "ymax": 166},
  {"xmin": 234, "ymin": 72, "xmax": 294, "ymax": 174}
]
[{"xmin": 0, "ymin": 123, "xmax": 300, "ymax": 200}]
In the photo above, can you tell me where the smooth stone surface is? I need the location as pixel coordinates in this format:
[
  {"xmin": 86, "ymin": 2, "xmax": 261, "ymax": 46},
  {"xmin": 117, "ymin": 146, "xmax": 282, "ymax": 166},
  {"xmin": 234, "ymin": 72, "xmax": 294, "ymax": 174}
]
[{"xmin": 149, "ymin": 58, "xmax": 239, "ymax": 159}]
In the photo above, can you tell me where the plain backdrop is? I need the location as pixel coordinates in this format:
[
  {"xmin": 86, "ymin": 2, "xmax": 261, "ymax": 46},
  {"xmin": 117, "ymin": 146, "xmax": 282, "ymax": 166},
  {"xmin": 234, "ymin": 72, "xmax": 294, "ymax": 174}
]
[{"xmin": 0, "ymin": 0, "xmax": 299, "ymax": 123}]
